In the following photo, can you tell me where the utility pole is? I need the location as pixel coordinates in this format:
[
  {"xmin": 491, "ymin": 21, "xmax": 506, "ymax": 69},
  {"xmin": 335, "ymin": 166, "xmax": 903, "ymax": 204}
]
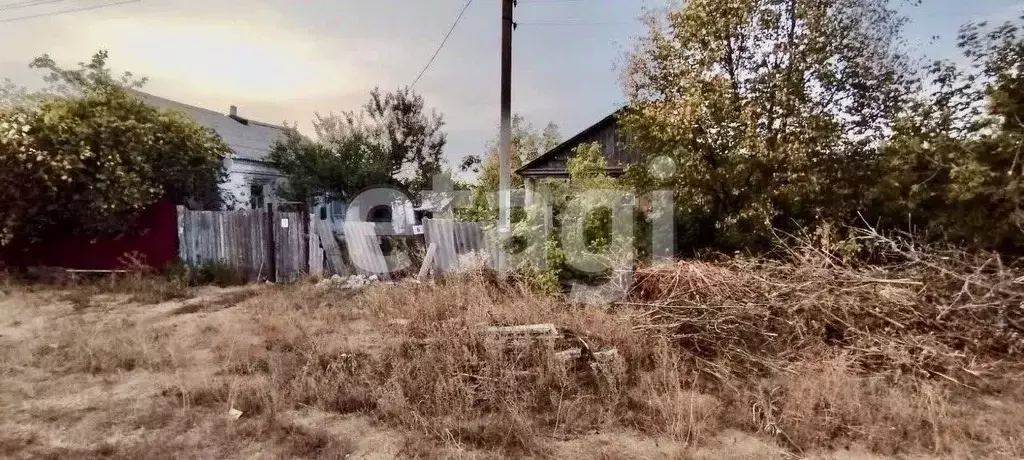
[{"xmin": 498, "ymin": 0, "xmax": 514, "ymax": 270}]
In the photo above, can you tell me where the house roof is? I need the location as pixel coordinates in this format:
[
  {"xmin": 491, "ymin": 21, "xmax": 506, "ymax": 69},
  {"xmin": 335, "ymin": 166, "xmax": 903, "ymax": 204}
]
[
  {"xmin": 130, "ymin": 90, "xmax": 288, "ymax": 162},
  {"xmin": 516, "ymin": 109, "xmax": 623, "ymax": 175}
]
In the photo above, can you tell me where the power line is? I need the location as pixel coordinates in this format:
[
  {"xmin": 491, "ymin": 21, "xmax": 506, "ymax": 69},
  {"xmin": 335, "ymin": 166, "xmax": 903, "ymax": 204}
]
[
  {"xmin": 410, "ymin": 0, "xmax": 476, "ymax": 89},
  {"xmin": 0, "ymin": 0, "xmax": 139, "ymax": 23},
  {"xmin": 0, "ymin": 0, "xmax": 67, "ymax": 11}
]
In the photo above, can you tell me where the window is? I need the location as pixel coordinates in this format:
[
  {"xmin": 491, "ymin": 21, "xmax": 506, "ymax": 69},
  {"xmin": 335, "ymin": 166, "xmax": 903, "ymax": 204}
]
[
  {"xmin": 368, "ymin": 205, "xmax": 392, "ymax": 223},
  {"xmin": 319, "ymin": 206, "xmax": 328, "ymax": 220},
  {"xmin": 250, "ymin": 184, "xmax": 265, "ymax": 210},
  {"xmin": 331, "ymin": 199, "xmax": 345, "ymax": 220}
]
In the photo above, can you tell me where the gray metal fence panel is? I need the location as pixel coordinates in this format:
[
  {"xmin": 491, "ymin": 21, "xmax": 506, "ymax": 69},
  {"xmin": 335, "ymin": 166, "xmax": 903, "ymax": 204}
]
[
  {"xmin": 422, "ymin": 218, "xmax": 491, "ymax": 274},
  {"xmin": 343, "ymin": 221, "xmax": 388, "ymax": 275}
]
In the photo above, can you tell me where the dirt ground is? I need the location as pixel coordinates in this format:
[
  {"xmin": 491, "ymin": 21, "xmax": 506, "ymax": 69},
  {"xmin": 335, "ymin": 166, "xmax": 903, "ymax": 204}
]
[{"xmin": 0, "ymin": 278, "xmax": 1014, "ymax": 459}]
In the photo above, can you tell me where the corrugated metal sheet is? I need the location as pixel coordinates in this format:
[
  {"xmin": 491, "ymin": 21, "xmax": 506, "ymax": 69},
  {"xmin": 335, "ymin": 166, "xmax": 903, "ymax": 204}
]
[
  {"xmin": 422, "ymin": 218, "xmax": 494, "ymax": 274},
  {"xmin": 342, "ymin": 221, "xmax": 389, "ymax": 275}
]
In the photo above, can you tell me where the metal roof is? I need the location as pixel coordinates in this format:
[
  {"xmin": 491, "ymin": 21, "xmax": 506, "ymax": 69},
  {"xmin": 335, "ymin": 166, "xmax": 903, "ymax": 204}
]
[{"xmin": 130, "ymin": 90, "xmax": 288, "ymax": 162}]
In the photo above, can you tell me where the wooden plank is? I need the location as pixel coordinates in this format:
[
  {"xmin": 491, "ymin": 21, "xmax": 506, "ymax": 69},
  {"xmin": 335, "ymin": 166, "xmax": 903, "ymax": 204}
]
[
  {"xmin": 216, "ymin": 211, "xmax": 225, "ymax": 263},
  {"xmin": 267, "ymin": 204, "xmax": 277, "ymax": 282},
  {"xmin": 309, "ymin": 215, "xmax": 324, "ymax": 277},
  {"xmin": 176, "ymin": 206, "xmax": 187, "ymax": 263},
  {"xmin": 418, "ymin": 242, "xmax": 438, "ymax": 280},
  {"xmin": 282, "ymin": 211, "xmax": 301, "ymax": 281},
  {"xmin": 486, "ymin": 324, "xmax": 559, "ymax": 338},
  {"xmin": 316, "ymin": 219, "xmax": 345, "ymax": 275},
  {"xmin": 66, "ymin": 269, "xmax": 128, "ymax": 274}
]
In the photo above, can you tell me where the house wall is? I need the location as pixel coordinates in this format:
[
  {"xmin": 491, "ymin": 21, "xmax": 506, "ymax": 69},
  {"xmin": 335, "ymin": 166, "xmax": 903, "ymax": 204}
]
[
  {"xmin": 221, "ymin": 158, "xmax": 287, "ymax": 210},
  {"xmin": 313, "ymin": 196, "xmax": 416, "ymax": 236}
]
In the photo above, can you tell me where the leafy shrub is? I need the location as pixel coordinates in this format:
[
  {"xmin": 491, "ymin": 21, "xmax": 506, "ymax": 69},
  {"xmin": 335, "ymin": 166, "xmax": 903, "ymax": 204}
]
[
  {"xmin": 512, "ymin": 143, "xmax": 651, "ymax": 291},
  {"xmin": 0, "ymin": 51, "xmax": 229, "ymax": 246}
]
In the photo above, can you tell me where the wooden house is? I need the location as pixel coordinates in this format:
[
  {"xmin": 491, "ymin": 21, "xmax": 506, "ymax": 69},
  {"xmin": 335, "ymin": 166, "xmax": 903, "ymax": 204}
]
[{"xmin": 515, "ymin": 110, "xmax": 636, "ymax": 202}]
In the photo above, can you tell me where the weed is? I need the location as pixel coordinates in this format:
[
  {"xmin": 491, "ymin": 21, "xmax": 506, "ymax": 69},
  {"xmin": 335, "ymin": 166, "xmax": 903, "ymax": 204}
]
[
  {"xmin": 32, "ymin": 318, "xmax": 181, "ymax": 374},
  {"xmin": 188, "ymin": 261, "xmax": 247, "ymax": 288}
]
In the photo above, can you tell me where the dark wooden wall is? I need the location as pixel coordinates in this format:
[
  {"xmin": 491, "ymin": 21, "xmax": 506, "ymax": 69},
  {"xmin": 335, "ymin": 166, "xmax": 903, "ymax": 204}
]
[{"xmin": 520, "ymin": 119, "xmax": 634, "ymax": 178}]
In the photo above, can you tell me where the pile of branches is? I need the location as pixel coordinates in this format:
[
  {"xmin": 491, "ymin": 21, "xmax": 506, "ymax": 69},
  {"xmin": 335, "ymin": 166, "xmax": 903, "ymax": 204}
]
[{"xmin": 626, "ymin": 229, "xmax": 1024, "ymax": 388}]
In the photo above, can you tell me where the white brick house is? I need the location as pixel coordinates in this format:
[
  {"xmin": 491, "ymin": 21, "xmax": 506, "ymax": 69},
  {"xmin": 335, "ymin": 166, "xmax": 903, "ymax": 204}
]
[{"xmin": 132, "ymin": 90, "xmax": 289, "ymax": 210}]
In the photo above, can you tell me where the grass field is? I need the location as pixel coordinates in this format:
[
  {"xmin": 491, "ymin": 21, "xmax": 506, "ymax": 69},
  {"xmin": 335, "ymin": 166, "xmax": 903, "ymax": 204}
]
[{"xmin": 1, "ymin": 262, "xmax": 1022, "ymax": 459}]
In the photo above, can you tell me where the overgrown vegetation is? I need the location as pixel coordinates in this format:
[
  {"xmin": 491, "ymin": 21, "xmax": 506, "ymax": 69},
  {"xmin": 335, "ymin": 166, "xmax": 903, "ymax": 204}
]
[
  {"xmin": 0, "ymin": 51, "xmax": 229, "ymax": 247},
  {"xmin": 622, "ymin": 1, "xmax": 1024, "ymax": 253},
  {"xmin": 508, "ymin": 142, "xmax": 639, "ymax": 292},
  {"xmin": 2, "ymin": 257, "xmax": 1023, "ymax": 457},
  {"xmin": 199, "ymin": 262, "xmax": 1023, "ymax": 457}
]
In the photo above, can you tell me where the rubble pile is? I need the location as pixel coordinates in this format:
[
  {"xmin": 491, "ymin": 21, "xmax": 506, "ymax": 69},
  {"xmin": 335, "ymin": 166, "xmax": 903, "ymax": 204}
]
[{"xmin": 316, "ymin": 274, "xmax": 380, "ymax": 289}]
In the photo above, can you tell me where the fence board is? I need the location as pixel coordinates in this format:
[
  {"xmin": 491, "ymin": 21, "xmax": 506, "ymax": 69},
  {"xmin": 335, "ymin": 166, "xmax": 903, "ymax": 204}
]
[
  {"xmin": 275, "ymin": 212, "xmax": 303, "ymax": 282},
  {"xmin": 309, "ymin": 214, "xmax": 324, "ymax": 277},
  {"xmin": 316, "ymin": 219, "xmax": 347, "ymax": 276}
]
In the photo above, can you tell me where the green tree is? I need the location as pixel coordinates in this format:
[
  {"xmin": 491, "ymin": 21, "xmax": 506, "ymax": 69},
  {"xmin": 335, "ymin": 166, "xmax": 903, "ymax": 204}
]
[
  {"xmin": 314, "ymin": 87, "xmax": 447, "ymax": 196},
  {"xmin": 459, "ymin": 115, "xmax": 561, "ymax": 221},
  {"xmin": 0, "ymin": 51, "xmax": 229, "ymax": 246},
  {"xmin": 874, "ymin": 15, "xmax": 1024, "ymax": 250},
  {"xmin": 622, "ymin": 0, "xmax": 916, "ymax": 250},
  {"xmin": 268, "ymin": 123, "xmax": 391, "ymax": 203}
]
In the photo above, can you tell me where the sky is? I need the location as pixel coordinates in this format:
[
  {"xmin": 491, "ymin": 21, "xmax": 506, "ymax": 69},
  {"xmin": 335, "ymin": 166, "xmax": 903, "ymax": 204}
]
[{"xmin": 1, "ymin": 0, "xmax": 1022, "ymax": 177}]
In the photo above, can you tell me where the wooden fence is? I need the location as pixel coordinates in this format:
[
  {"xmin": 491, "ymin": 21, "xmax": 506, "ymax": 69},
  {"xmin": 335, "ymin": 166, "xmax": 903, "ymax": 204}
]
[
  {"xmin": 178, "ymin": 208, "xmax": 499, "ymax": 282},
  {"xmin": 177, "ymin": 206, "xmax": 307, "ymax": 282}
]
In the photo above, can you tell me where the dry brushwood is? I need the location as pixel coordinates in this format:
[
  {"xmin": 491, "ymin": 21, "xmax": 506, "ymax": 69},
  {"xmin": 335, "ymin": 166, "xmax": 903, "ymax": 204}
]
[{"xmin": 625, "ymin": 230, "xmax": 1024, "ymax": 388}]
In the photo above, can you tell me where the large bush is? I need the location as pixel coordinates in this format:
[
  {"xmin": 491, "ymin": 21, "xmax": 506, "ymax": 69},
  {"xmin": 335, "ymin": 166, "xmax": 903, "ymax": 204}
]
[{"xmin": 0, "ymin": 51, "xmax": 229, "ymax": 246}]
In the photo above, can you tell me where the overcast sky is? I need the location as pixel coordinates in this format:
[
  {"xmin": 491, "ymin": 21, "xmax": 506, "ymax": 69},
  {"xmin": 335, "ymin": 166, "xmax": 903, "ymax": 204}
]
[{"xmin": 1, "ymin": 0, "xmax": 1022, "ymax": 174}]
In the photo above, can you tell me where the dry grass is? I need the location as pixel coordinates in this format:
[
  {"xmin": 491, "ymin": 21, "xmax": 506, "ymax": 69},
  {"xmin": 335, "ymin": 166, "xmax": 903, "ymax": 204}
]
[
  {"xmin": 2, "ymin": 247, "xmax": 1024, "ymax": 458},
  {"xmin": 60, "ymin": 273, "xmax": 192, "ymax": 306},
  {"xmin": 191, "ymin": 271, "xmax": 719, "ymax": 457},
  {"xmin": 195, "ymin": 265, "xmax": 1024, "ymax": 457},
  {"xmin": 626, "ymin": 233, "xmax": 1024, "ymax": 457},
  {"xmin": 30, "ymin": 318, "xmax": 182, "ymax": 374}
]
